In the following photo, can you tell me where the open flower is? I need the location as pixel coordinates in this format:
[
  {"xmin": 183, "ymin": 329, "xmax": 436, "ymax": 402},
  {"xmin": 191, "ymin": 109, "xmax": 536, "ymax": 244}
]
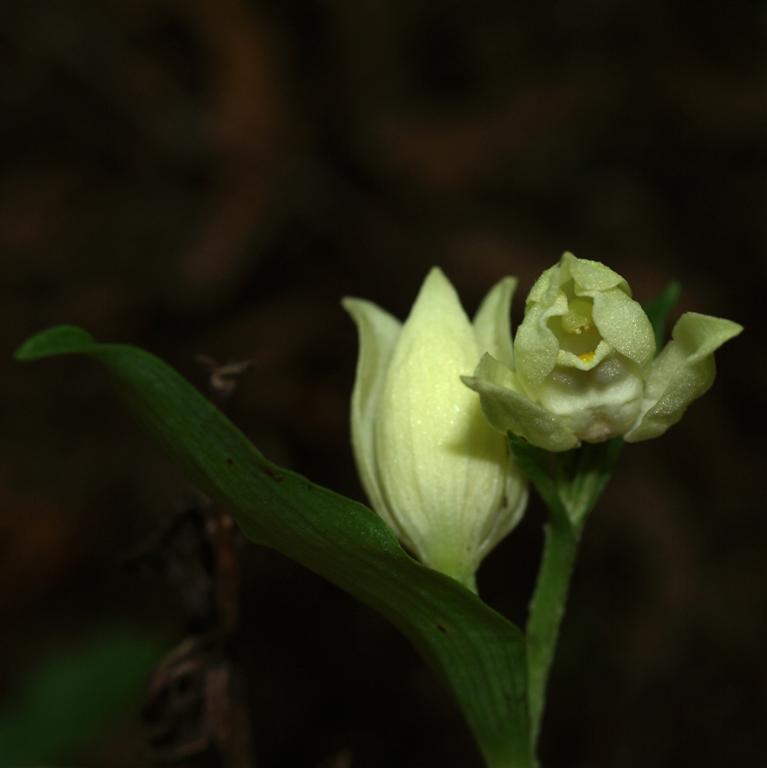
[
  {"xmin": 343, "ymin": 268, "xmax": 527, "ymax": 589},
  {"xmin": 463, "ymin": 252, "xmax": 743, "ymax": 451}
]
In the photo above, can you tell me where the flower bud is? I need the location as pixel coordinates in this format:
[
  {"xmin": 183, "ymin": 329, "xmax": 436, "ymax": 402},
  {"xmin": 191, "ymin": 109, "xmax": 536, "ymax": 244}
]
[
  {"xmin": 463, "ymin": 252, "xmax": 742, "ymax": 451},
  {"xmin": 344, "ymin": 268, "xmax": 527, "ymax": 589}
]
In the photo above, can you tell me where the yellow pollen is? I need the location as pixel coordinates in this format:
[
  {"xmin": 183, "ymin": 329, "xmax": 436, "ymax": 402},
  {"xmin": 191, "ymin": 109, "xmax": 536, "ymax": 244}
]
[{"xmin": 578, "ymin": 351, "xmax": 596, "ymax": 363}]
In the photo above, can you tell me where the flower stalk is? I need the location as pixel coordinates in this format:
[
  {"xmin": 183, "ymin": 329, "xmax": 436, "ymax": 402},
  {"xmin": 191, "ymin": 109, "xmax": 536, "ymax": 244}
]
[{"xmin": 526, "ymin": 514, "xmax": 581, "ymax": 751}]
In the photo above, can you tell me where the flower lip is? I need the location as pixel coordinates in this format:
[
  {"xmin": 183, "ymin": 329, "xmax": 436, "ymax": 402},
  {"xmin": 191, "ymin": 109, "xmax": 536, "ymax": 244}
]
[{"xmin": 557, "ymin": 339, "xmax": 612, "ymax": 371}]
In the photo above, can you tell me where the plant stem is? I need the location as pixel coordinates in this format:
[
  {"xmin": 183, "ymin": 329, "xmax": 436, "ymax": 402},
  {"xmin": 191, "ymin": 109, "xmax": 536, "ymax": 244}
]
[{"xmin": 525, "ymin": 516, "xmax": 582, "ymax": 753}]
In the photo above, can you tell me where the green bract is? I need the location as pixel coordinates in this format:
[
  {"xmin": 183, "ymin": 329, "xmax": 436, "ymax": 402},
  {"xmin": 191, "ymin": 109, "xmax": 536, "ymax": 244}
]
[
  {"xmin": 344, "ymin": 268, "xmax": 528, "ymax": 589},
  {"xmin": 463, "ymin": 252, "xmax": 742, "ymax": 452}
]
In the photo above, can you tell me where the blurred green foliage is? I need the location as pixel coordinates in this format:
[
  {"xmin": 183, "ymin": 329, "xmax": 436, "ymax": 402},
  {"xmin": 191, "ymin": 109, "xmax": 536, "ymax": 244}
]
[{"xmin": 0, "ymin": 628, "xmax": 164, "ymax": 768}]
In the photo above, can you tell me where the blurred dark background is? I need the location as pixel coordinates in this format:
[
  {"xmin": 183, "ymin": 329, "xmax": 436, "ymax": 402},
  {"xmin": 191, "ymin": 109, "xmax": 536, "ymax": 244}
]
[{"xmin": 1, "ymin": 1, "xmax": 765, "ymax": 767}]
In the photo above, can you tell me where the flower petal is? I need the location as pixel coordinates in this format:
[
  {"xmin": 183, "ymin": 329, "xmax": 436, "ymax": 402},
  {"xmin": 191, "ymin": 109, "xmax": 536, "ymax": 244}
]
[
  {"xmin": 563, "ymin": 251, "xmax": 627, "ymax": 292},
  {"xmin": 589, "ymin": 287, "xmax": 656, "ymax": 366},
  {"xmin": 342, "ymin": 297, "xmax": 402, "ymax": 535},
  {"xmin": 514, "ymin": 292, "xmax": 569, "ymax": 390},
  {"xmin": 375, "ymin": 269, "xmax": 508, "ymax": 583},
  {"xmin": 624, "ymin": 312, "xmax": 743, "ymax": 442},
  {"xmin": 463, "ymin": 354, "xmax": 580, "ymax": 452},
  {"xmin": 473, "ymin": 276, "xmax": 518, "ymax": 368},
  {"xmin": 526, "ymin": 264, "xmax": 560, "ymax": 305},
  {"xmin": 476, "ymin": 457, "xmax": 528, "ymax": 562}
]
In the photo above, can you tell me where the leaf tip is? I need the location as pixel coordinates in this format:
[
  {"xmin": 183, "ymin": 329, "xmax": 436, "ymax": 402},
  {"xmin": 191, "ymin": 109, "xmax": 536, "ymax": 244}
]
[{"xmin": 15, "ymin": 325, "xmax": 96, "ymax": 362}]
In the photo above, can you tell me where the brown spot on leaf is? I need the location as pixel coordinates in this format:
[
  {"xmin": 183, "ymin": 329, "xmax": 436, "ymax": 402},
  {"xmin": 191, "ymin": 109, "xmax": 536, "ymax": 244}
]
[{"xmin": 262, "ymin": 466, "xmax": 284, "ymax": 483}]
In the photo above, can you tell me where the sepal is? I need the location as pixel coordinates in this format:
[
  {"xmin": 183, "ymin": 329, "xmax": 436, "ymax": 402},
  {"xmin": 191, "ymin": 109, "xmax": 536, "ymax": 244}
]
[{"xmin": 625, "ymin": 312, "xmax": 743, "ymax": 442}]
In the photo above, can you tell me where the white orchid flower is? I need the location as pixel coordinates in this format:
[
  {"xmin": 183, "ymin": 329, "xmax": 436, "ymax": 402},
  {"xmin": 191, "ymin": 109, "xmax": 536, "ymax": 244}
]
[
  {"xmin": 463, "ymin": 252, "xmax": 743, "ymax": 451},
  {"xmin": 344, "ymin": 268, "xmax": 528, "ymax": 590}
]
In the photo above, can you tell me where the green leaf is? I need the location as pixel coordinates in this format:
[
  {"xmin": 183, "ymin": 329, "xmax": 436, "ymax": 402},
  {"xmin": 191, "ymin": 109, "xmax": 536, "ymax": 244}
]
[
  {"xmin": 16, "ymin": 326, "xmax": 532, "ymax": 768},
  {"xmin": 643, "ymin": 280, "xmax": 681, "ymax": 349},
  {"xmin": 0, "ymin": 626, "xmax": 163, "ymax": 767}
]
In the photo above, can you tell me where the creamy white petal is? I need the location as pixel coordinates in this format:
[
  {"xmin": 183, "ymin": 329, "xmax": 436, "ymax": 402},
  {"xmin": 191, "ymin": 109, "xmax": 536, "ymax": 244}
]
[
  {"xmin": 588, "ymin": 287, "xmax": 655, "ymax": 366},
  {"xmin": 514, "ymin": 292, "xmax": 569, "ymax": 391},
  {"xmin": 625, "ymin": 312, "xmax": 743, "ymax": 442},
  {"xmin": 375, "ymin": 269, "xmax": 509, "ymax": 585},
  {"xmin": 342, "ymin": 297, "xmax": 403, "ymax": 538},
  {"xmin": 464, "ymin": 354, "xmax": 580, "ymax": 452},
  {"xmin": 473, "ymin": 276, "xmax": 518, "ymax": 368}
]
